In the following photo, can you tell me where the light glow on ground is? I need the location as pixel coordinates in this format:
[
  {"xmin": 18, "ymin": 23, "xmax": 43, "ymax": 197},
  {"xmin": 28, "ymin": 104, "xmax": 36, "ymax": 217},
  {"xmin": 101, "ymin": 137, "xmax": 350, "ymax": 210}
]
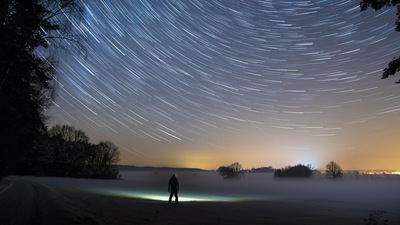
[{"xmin": 88, "ymin": 188, "xmax": 280, "ymax": 203}]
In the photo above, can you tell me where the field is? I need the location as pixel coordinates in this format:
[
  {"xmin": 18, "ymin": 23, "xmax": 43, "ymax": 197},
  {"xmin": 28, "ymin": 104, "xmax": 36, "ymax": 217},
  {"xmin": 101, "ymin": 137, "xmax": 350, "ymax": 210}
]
[{"xmin": 0, "ymin": 170, "xmax": 399, "ymax": 225}]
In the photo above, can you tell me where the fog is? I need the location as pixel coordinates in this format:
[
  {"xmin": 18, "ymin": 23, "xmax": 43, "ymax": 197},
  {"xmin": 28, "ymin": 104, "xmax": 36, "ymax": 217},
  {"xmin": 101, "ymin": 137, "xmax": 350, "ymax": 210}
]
[
  {"xmin": 36, "ymin": 169, "xmax": 398, "ymax": 212},
  {"xmin": 16, "ymin": 170, "xmax": 399, "ymax": 224}
]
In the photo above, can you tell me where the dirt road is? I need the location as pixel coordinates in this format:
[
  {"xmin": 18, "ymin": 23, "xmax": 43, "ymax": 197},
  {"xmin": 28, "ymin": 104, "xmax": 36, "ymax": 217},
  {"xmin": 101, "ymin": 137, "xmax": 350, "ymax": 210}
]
[{"xmin": 0, "ymin": 176, "xmax": 102, "ymax": 225}]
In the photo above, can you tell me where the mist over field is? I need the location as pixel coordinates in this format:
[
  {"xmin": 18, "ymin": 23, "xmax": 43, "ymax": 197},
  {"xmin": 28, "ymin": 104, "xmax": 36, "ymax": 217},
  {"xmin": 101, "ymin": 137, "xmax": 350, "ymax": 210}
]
[
  {"xmin": 2, "ymin": 170, "xmax": 399, "ymax": 225},
  {"xmin": 118, "ymin": 170, "xmax": 400, "ymax": 205},
  {"xmin": 34, "ymin": 169, "xmax": 399, "ymax": 210}
]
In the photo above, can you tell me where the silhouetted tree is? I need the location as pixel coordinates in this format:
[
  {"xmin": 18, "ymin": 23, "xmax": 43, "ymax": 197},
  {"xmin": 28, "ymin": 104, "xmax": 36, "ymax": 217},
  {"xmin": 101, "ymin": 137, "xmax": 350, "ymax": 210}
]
[
  {"xmin": 218, "ymin": 162, "xmax": 244, "ymax": 179},
  {"xmin": 325, "ymin": 161, "xmax": 343, "ymax": 179},
  {"xmin": 32, "ymin": 125, "xmax": 89, "ymax": 176},
  {"xmin": 48, "ymin": 124, "xmax": 90, "ymax": 143},
  {"xmin": 0, "ymin": 0, "xmax": 83, "ymax": 178},
  {"xmin": 32, "ymin": 124, "xmax": 120, "ymax": 179},
  {"xmin": 94, "ymin": 141, "xmax": 120, "ymax": 178},
  {"xmin": 359, "ymin": 0, "xmax": 400, "ymax": 83},
  {"xmin": 274, "ymin": 164, "xmax": 313, "ymax": 178}
]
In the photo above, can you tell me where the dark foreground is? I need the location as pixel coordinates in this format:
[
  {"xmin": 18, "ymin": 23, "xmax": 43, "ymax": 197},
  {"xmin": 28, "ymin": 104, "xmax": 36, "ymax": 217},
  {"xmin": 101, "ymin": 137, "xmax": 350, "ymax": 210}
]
[{"xmin": 0, "ymin": 173, "xmax": 399, "ymax": 225}]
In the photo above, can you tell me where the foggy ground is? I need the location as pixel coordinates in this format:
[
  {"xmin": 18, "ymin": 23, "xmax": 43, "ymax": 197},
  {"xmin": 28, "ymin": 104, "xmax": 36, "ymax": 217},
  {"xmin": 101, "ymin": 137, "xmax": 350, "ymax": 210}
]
[{"xmin": 0, "ymin": 170, "xmax": 399, "ymax": 225}]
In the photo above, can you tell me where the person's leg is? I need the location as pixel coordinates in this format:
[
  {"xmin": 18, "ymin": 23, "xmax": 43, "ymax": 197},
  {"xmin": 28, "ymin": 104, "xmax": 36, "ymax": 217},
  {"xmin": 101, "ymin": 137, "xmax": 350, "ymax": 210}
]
[
  {"xmin": 174, "ymin": 192, "xmax": 178, "ymax": 204},
  {"xmin": 169, "ymin": 192, "xmax": 173, "ymax": 204}
]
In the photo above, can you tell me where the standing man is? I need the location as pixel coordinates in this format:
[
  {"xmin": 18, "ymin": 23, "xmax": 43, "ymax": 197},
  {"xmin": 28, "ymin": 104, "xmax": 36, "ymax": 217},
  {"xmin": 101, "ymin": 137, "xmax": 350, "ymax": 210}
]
[{"xmin": 168, "ymin": 174, "xmax": 179, "ymax": 204}]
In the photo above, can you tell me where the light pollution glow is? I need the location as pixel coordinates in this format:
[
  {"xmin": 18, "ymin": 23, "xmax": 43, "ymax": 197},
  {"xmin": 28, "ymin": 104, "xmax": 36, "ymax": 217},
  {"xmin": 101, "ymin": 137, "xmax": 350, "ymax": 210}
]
[{"xmin": 48, "ymin": 1, "xmax": 400, "ymax": 170}]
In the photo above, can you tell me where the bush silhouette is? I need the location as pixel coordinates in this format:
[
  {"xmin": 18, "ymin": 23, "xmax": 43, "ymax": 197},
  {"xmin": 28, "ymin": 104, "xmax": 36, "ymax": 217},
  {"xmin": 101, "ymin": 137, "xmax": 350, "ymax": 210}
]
[
  {"xmin": 274, "ymin": 164, "xmax": 313, "ymax": 178},
  {"xmin": 218, "ymin": 162, "xmax": 244, "ymax": 179}
]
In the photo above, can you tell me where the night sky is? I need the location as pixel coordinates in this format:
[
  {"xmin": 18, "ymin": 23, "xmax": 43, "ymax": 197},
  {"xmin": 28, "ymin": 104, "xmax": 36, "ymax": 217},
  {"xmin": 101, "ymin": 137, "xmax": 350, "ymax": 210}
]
[{"xmin": 47, "ymin": 0, "xmax": 400, "ymax": 170}]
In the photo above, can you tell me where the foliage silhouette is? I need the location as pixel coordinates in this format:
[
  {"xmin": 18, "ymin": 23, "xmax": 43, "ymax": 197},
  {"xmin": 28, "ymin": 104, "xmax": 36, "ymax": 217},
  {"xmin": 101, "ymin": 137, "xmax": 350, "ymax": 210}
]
[
  {"xmin": 218, "ymin": 162, "xmax": 244, "ymax": 179},
  {"xmin": 274, "ymin": 164, "xmax": 313, "ymax": 178},
  {"xmin": 31, "ymin": 124, "xmax": 120, "ymax": 179},
  {"xmin": 249, "ymin": 166, "xmax": 274, "ymax": 173},
  {"xmin": 325, "ymin": 161, "xmax": 344, "ymax": 179},
  {"xmin": 0, "ymin": 0, "xmax": 83, "ymax": 178},
  {"xmin": 359, "ymin": 0, "xmax": 400, "ymax": 83}
]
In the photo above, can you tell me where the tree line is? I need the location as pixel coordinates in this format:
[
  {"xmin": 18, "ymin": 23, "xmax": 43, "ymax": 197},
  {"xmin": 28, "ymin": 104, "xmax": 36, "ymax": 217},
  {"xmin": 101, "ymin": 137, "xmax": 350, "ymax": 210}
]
[
  {"xmin": 218, "ymin": 161, "xmax": 344, "ymax": 179},
  {"xmin": 0, "ymin": 0, "xmax": 121, "ymax": 180},
  {"xmin": 18, "ymin": 124, "xmax": 121, "ymax": 179},
  {"xmin": 0, "ymin": 0, "xmax": 83, "ymax": 178}
]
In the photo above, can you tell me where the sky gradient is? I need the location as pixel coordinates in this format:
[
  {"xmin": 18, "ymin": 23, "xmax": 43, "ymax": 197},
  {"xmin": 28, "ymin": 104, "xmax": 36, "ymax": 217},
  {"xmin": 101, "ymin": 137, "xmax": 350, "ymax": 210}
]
[{"xmin": 47, "ymin": 0, "xmax": 400, "ymax": 170}]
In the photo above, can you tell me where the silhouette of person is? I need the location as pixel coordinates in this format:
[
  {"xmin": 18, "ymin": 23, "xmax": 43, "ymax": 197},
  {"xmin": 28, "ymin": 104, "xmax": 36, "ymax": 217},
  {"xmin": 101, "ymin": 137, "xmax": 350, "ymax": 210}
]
[{"xmin": 168, "ymin": 174, "xmax": 179, "ymax": 204}]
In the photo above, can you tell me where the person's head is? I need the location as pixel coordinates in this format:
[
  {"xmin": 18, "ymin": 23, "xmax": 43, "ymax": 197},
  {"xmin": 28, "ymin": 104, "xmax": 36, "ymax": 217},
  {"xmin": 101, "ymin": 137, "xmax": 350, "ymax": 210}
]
[{"xmin": 172, "ymin": 174, "xmax": 176, "ymax": 178}]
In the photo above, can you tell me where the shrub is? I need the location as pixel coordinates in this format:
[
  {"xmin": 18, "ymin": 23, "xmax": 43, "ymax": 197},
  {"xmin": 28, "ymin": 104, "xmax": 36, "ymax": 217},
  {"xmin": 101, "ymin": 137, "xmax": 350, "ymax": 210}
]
[
  {"xmin": 274, "ymin": 164, "xmax": 313, "ymax": 178},
  {"xmin": 218, "ymin": 162, "xmax": 244, "ymax": 179}
]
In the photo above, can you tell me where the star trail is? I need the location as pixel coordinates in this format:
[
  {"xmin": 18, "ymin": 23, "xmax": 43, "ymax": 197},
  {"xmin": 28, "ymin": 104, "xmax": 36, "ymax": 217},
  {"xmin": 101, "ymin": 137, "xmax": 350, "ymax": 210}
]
[{"xmin": 48, "ymin": 0, "xmax": 400, "ymax": 170}]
